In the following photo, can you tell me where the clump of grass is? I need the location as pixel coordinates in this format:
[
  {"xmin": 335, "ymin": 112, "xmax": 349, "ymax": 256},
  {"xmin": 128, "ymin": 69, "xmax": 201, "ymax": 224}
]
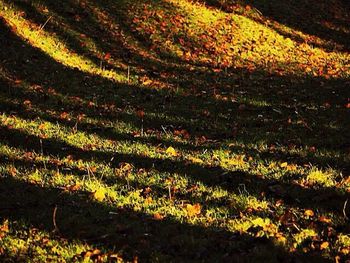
[{"xmin": 305, "ymin": 168, "xmax": 336, "ymax": 187}]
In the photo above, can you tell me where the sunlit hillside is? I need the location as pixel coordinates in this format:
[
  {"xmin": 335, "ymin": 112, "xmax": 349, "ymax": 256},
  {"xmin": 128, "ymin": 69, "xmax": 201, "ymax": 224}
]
[{"xmin": 0, "ymin": 0, "xmax": 349, "ymax": 262}]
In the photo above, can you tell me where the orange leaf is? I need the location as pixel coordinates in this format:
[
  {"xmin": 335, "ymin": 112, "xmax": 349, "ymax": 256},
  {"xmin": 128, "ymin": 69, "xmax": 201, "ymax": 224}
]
[
  {"xmin": 304, "ymin": 209, "xmax": 314, "ymax": 217},
  {"xmin": 9, "ymin": 167, "xmax": 17, "ymax": 176},
  {"xmin": 320, "ymin": 241, "xmax": 329, "ymax": 250},
  {"xmin": 38, "ymin": 123, "xmax": 46, "ymax": 130},
  {"xmin": 59, "ymin": 112, "xmax": 69, "ymax": 120},
  {"xmin": 136, "ymin": 109, "xmax": 145, "ymax": 118},
  {"xmin": 286, "ymin": 164, "xmax": 297, "ymax": 171},
  {"xmin": 65, "ymin": 184, "xmax": 81, "ymax": 192},
  {"xmin": 104, "ymin": 52, "xmax": 111, "ymax": 60},
  {"xmin": 318, "ymin": 216, "xmax": 331, "ymax": 224},
  {"xmin": 145, "ymin": 196, "xmax": 153, "ymax": 205},
  {"xmin": 186, "ymin": 203, "xmax": 201, "ymax": 217},
  {"xmin": 153, "ymin": 213, "xmax": 164, "ymax": 220}
]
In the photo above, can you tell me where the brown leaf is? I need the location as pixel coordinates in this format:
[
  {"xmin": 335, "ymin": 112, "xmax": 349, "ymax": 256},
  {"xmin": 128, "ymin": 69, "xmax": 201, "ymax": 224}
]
[
  {"xmin": 65, "ymin": 184, "xmax": 81, "ymax": 192},
  {"xmin": 59, "ymin": 112, "xmax": 69, "ymax": 120}
]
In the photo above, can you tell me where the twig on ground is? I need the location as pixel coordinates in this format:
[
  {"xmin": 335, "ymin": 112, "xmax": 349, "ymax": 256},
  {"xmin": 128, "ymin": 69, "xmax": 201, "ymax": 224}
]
[
  {"xmin": 52, "ymin": 205, "xmax": 60, "ymax": 233},
  {"xmin": 343, "ymin": 199, "xmax": 348, "ymax": 220}
]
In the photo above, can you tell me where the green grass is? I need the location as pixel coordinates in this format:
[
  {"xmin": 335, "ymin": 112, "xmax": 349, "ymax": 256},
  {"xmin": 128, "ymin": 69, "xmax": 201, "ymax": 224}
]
[{"xmin": 0, "ymin": 0, "xmax": 349, "ymax": 262}]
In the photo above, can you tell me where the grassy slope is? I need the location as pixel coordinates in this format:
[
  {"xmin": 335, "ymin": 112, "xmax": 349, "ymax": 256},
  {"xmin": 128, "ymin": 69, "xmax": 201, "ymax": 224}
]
[{"xmin": 0, "ymin": 0, "xmax": 349, "ymax": 262}]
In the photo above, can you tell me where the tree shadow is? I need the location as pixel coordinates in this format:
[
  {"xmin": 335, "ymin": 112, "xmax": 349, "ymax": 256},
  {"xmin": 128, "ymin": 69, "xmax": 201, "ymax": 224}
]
[
  {"xmin": 1, "ymin": 123, "xmax": 349, "ymax": 219},
  {"xmin": 0, "ymin": 176, "xmax": 329, "ymax": 262}
]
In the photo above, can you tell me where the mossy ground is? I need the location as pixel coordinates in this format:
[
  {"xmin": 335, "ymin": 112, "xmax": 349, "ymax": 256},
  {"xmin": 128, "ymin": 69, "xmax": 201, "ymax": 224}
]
[{"xmin": 0, "ymin": 0, "xmax": 349, "ymax": 262}]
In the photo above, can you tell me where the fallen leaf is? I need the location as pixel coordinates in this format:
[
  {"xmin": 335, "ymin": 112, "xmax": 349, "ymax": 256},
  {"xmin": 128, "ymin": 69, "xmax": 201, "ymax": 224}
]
[
  {"xmin": 104, "ymin": 52, "xmax": 111, "ymax": 60},
  {"xmin": 320, "ymin": 241, "xmax": 329, "ymax": 250},
  {"xmin": 9, "ymin": 167, "xmax": 17, "ymax": 176},
  {"xmin": 136, "ymin": 109, "xmax": 145, "ymax": 118},
  {"xmin": 166, "ymin": 146, "xmax": 177, "ymax": 156},
  {"xmin": 304, "ymin": 209, "xmax": 314, "ymax": 217},
  {"xmin": 60, "ymin": 112, "xmax": 69, "ymax": 120},
  {"xmin": 92, "ymin": 188, "xmax": 106, "ymax": 202},
  {"xmin": 145, "ymin": 196, "xmax": 153, "ymax": 205},
  {"xmin": 65, "ymin": 184, "xmax": 81, "ymax": 192},
  {"xmin": 38, "ymin": 123, "xmax": 46, "ymax": 130},
  {"xmin": 287, "ymin": 164, "xmax": 297, "ymax": 171},
  {"xmin": 185, "ymin": 203, "xmax": 201, "ymax": 217},
  {"xmin": 318, "ymin": 216, "xmax": 332, "ymax": 224},
  {"xmin": 0, "ymin": 220, "xmax": 9, "ymax": 233},
  {"xmin": 340, "ymin": 247, "xmax": 350, "ymax": 255},
  {"xmin": 153, "ymin": 213, "xmax": 164, "ymax": 220},
  {"xmin": 23, "ymin": 100, "xmax": 31, "ymax": 107},
  {"xmin": 280, "ymin": 162, "xmax": 288, "ymax": 168},
  {"xmin": 187, "ymin": 156, "xmax": 203, "ymax": 164}
]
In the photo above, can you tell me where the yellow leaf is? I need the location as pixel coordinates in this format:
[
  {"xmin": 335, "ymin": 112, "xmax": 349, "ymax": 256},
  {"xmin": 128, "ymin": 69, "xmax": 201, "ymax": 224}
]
[
  {"xmin": 185, "ymin": 203, "xmax": 201, "ymax": 217},
  {"xmin": 188, "ymin": 156, "xmax": 203, "ymax": 164},
  {"xmin": 304, "ymin": 209, "xmax": 314, "ymax": 217},
  {"xmin": 92, "ymin": 188, "xmax": 106, "ymax": 202},
  {"xmin": 166, "ymin": 146, "xmax": 177, "ymax": 156},
  {"xmin": 225, "ymin": 155, "xmax": 245, "ymax": 166},
  {"xmin": 269, "ymin": 162, "xmax": 276, "ymax": 169},
  {"xmin": 280, "ymin": 162, "xmax": 288, "ymax": 168}
]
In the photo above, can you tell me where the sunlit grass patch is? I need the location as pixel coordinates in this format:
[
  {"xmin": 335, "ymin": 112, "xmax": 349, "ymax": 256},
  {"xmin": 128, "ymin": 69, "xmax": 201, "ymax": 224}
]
[
  {"xmin": 304, "ymin": 168, "xmax": 337, "ymax": 188},
  {"xmin": 124, "ymin": 0, "xmax": 350, "ymax": 78},
  {"xmin": 0, "ymin": 1, "xmax": 127, "ymax": 82},
  {"xmin": 335, "ymin": 234, "xmax": 350, "ymax": 256},
  {"xmin": 0, "ymin": 219, "xmax": 91, "ymax": 262},
  {"xmin": 293, "ymin": 229, "xmax": 317, "ymax": 248}
]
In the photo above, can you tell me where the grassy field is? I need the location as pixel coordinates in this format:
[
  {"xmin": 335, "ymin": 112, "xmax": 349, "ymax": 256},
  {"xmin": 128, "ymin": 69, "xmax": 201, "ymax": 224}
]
[{"xmin": 0, "ymin": 0, "xmax": 349, "ymax": 262}]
